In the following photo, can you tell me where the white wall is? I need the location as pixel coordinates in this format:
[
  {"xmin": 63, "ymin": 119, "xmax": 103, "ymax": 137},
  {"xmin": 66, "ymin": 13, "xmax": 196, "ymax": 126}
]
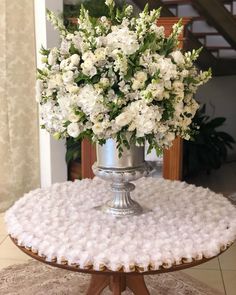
[{"xmin": 196, "ymin": 75, "xmax": 236, "ymax": 160}]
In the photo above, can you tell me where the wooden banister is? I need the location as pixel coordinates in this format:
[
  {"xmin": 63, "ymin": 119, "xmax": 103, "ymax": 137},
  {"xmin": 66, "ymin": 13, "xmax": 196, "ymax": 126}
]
[
  {"xmin": 158, "ymin": 17, "xmax": 190, "ymax": 181},
  {"xmin": 81, "ymin": 139, "xmax": 96, "ymax": 179}
]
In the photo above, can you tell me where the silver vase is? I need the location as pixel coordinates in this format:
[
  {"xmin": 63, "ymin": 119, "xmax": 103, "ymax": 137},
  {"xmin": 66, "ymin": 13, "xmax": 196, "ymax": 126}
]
[{"xmin": 92, "ymin": 138, "xmax": 149, "ymax": 217}]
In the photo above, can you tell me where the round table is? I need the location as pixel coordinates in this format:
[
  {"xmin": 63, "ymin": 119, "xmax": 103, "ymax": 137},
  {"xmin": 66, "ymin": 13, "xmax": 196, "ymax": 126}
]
[
  {"xmin": 5, "ymin": 177, "xmax": 236, "ymax": 295},
  {"xmin": 10, "ymin": 237, "xmax": 228, "ymax": 295}
]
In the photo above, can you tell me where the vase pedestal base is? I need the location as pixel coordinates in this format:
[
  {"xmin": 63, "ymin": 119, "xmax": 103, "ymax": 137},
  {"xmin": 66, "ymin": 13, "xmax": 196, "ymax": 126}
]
[{"xmin": 86, "ymin": 273, "xmax": 150, "ymax": 295}]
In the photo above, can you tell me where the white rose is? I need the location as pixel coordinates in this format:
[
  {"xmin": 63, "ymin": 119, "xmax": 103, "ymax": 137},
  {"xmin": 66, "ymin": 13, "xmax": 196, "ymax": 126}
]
[
  {"xmin": 62, "ymin": 71, "xmax": 74, "ymax": 84},
  {"xmin": 66, "ymin": 33, "xmax": 74, "ymax": 40},
  {"xmin": 82, "ymin": 51, "xmax": 96, "ymax": 61},
  {"xmin": 67, "ymin": 122, "xmax": 80, "ymax": 138},
  {"xmin": 92, "ymin": 122, "xmax": 104, "ymax": 135},
  {"xmin": 170, "ymin": 51, "xmax": 185, "ymax": 65},
  {"xmin": 132, "ymin": 80, "xmax": 142, "ymax": 91},
  {"xmin": 81, "ymin": 59, "xmax": 97, "ymax": 77},
  {"xmin": 66, "ymin": 84, "xmax": 79, "ymax": 94},
  {"xmin": 70, "ymin": 54, "xmax": 80, "ymax": 66},
  {"xmin": 136, "ymin": 71, "xmax": 147, "ymax": 82},
  {"xmin": 60, "ymin": 59, "xmax": 70, "ymax": 70},
  {"xmin": 68, "ymin": 112, "xmax": 80, "ymax": 123},
  {"xmin": 115, "ymin": 112, "xmax": 132, "ymax": 127}
]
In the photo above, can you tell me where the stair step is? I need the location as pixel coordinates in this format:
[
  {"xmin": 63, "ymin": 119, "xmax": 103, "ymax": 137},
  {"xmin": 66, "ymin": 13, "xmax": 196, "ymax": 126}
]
[
  {"xmin": 162, "ymin": 0, "xmax": 234, "ymax": 4},
  {"xmin": 206, "ymin": 35, "xmax": 231, "ymax": 47},
  {"xmin": 219, "ymin": 49, "xmax": 236, "ymax": 58},
  {"xmin": 207, "ymin": 46, "xmax": 232, "ymax": 50},
  {"xmin": 192, "ymin": 20, "xmax": 218, "ymax": 33},
  {"xmin": 192, "ymin": 32, "xmax": 220, "ymax": 37}
]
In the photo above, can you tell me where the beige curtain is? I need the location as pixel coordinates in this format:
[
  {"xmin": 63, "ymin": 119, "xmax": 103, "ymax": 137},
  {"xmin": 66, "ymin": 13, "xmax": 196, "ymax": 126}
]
[{"xmin": 0, "ymin": 0, "xmax": 40, "ymax": 212}]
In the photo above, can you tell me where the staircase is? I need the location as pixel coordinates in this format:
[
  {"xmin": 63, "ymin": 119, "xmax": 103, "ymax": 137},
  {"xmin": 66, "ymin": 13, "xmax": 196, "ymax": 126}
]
[{"xmin": 133, "ymin": 0, "xmax": 236, "ymax": 75}]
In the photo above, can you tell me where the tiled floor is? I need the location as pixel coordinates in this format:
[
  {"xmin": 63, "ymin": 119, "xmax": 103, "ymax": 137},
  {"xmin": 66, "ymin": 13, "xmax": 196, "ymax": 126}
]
[
  {"xmin": 0, "ymin": 162, "xmax": 236, "ymax": 294},
  {"xmin": 0, "ymin": 213, "xmax": 32, "ymax": 270}
]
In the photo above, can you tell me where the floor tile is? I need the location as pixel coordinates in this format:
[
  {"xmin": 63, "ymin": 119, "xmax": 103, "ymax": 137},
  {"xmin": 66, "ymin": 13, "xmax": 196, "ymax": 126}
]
[
  {"xmin": 221, "ymin": 270, "xmax": 236, "ymax": 295},
  {"xmin": 182, "ymin": 269, "xmax": 225, "ymax": 293},
  {"xmin": 0, "ymin": 213, "xmax": 7, "ymax": 236},
  {"xmin": 219, "ymin": 246, "xmax": 236, "ymax": 271},
  {"xmin": 187, "ymin": 162, "xmax": 236, "ymax": 195},
  {"xmin": 0, "ymin": 236, "xmax": 29, "ymax": 260},
  {"xmin": 0, "ymin": 259, "xmax": 30, "ymax": 271},
  {"xmin": 0, "ymin": 235, "xmax": 7, "ymax": 245},
  {"xmin": 193, "ymin": 257, "xmax": 220, "ymax": 270}
]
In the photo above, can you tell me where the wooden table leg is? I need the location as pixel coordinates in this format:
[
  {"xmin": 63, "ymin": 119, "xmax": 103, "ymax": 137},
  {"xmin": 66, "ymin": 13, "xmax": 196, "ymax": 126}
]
[
  {"xmin": 86, "ymin": 273, "xmax": 150, "ymax": 295},
  {"xmin": 109, "ymin": 274, "xmax": 126, "ymax": 295},
  {"xmin": 86, "ymin": 274, "xmax": 109, "ymax": 295},
  {"xmin": 126, "ymin": 274, "xmax": 150, "ymax": 295}
]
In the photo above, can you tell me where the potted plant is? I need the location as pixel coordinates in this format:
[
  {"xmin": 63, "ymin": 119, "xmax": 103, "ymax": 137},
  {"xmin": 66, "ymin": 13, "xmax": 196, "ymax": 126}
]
[{"xmin": 183, "ymin": 104, "xmax": 235, "ymax": 177}]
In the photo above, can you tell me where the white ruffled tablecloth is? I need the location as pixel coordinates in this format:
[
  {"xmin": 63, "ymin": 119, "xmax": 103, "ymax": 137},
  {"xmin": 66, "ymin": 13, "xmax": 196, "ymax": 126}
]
[{"xmin": 5, "ymin": 177, "xmax": 236, "ymax": 272}]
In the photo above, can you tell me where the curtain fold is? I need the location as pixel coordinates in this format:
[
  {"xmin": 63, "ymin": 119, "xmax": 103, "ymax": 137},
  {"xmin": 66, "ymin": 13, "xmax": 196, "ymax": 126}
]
[{"xmin": 0, "ymin": 0, "xmax": 40, "ymax": 212}]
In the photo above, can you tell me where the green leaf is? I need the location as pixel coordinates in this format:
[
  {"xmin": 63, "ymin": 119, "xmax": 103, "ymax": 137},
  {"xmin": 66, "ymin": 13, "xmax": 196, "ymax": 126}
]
[
  {"xmin": 69, "ymin": 43, "xmax": 79, "ymax": 54},
  {"xmin": 91, "ymin": 75, "xmax": 100, "ymax": 83},
  {"xmin": 75, "ymin": 73, "xmax": 89, "ymax": 84},
  {"xmin": 39, "ymin": 46, "xmax": 50, "ymax": 56},
  {"xmin": 207, "ymin": 117, "xmax": 225, "ymax": 128}
]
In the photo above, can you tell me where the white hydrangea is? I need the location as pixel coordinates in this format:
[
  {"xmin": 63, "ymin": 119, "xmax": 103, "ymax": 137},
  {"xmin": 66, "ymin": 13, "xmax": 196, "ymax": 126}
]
[
  {"xmin": 105, "ymin": 27, "xmax": 139, "ymax": 55},
  {"xmin": 94, "ymin": 47, "xmax": 107, "ymax": 64},
  {"xmin": 81, "ymin": 51, "xmax": 97, "ymax": 77},
  {"xmin": 81, "ymin": 61, "xmax": 97, "ymax": 77},
  {"xmin": 125, "ymin": 100, "xmax": 162, "ymax": 137},
  {"xmin": 76, "ymin": 84, "xmax": 98, "ymax": 115},
  {"xmin": 62, "ymin": 71, "xmax": 74, "ymax": 84},
  {"xmin": 157, "ymin": 57, "xmax": 177, "ymax": 81},
  {"xmin": 47, "ymin": 74, "xmax": 62, "ymax": 90},
  {"xmin": 131, "ymin": 71, "xmax": 147, "ymax": 90},
  {"xmin": 142, "ymin": 81, "xmax": 165, "ymax": 101},
  {"xmin": 40, "ymin": 101, "xmax": 66, "ymax": 134}
]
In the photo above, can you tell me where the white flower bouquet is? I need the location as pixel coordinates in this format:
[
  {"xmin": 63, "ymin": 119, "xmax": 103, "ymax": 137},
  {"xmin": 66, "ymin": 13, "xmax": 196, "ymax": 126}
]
[{"xmin": 37, "ymin": 0, "xmax": 211, "ymax": 155}]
